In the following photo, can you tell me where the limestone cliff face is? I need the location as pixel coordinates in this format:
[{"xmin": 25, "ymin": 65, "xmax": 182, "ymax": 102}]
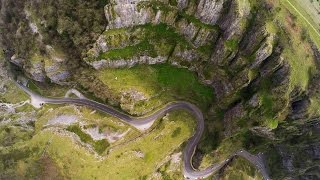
[
  {"xmin": 85, "ymin": 0, "xmax": 229, "ymax": 68},
  {"xmin": 84, "ymin": 1, "xmax": 319, "ymax": 178},
  {"xmin": 1, "ymin": 0, "xmax": 320, "ymax": 179},
  {"xmin": 86, "ymin": 0, "xmax": 280, "ymax": 114}
]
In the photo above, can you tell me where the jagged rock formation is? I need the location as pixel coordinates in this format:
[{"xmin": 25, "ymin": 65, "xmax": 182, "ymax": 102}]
[
  {"xmin": 0, "ymin": 0, "xmax": 320, "ymax": 179},
  {"xmin": 85, "ymin": 0, "xmax": 286, "ymax": 131},
  {"xmin": 0, "ymin": 0, "xmax": 107, "ymax": 84},
  {"xmin": 82, "ymin": 1, "xmax": 320, "ymax": 178}
]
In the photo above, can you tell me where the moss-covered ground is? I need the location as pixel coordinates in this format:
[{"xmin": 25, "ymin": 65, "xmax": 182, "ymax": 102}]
[{"xmin": 97, "ymin": 23, "xmax": 192, "ymax": 61}]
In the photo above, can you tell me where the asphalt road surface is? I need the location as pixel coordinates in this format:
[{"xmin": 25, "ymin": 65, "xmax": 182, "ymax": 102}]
[{"xmin": 16, "ymin": 82, "xmax": 271, "ymax": 180}]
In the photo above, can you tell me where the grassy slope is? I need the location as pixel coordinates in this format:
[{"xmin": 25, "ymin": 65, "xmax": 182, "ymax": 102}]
[
  {"xmin": 9, "ymin": 110, "xmax": 194, "ymax": 179},
  {"xmin": 265, "ymin": 0, "xmax": 316, "ymax": 92},
  {"xmin": 0, "ymin": 81, "xmax": 29, "ymax": 104},
  {"xmin": 281, "ymin": 0, "xmax": 320, "ymax": 48},
  {"xmin": 295, "ymin": 0, "xmax": 320, "ymax": 27},
  {"xmin": 99, "ymin": 40, "xmax": 157, "ymax": 60},
  {"xmin": 52, "ymin": 63, "xmax": 211, "ymax": 178},
  {"xmin": 96, "ymin": 63, "xmax": 214, "ymax": 111},
  {"xmin": 1, "ymin": 63, "xmax": 207, "ymax": 179},
  {"xmin": 66, "ymin": 124, "xmax": 110, "ymax": 155},
  {"xmin": 220, "ymin": 157, "xmax": 263, "ymax": 180},
  {"xmin": 271, "ymin": 0, "xmax": 318, "ymax": 120}
]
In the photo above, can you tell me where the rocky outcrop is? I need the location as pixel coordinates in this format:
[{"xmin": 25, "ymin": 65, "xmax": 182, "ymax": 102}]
[
  {"xmin": 120, "ymin": 88, "xmax": 148, "ymax": 115},
  {"xmin": 44, "ymin": 46, "xmax": 71, "ymax": 85},
  {"xmin": 267, "ymin": 121, "xmax": 320, "ymax": 179},
  {"xmin": 1, "ymin": 0, "xmax": 320, "ymax": 179},
  {"xmin": 193, "ymin": 28, "xmax": 219, "ymax": 48},
  {"xmin": 86, "ymin": 0, "xmax": 251, "ymax": 72},
  {"xmin": 223, "ymin": 103, "xmax": 245, "ymax": 136},
  {"xmin": 195, "ymin": 0, "xmax": 225, "ymax": 25},
  {"xmin": 90, "ymin": 56, "xmax": 166, "ymax": 69},
  {"xmin": 175, "ymin": 20, "xmax": 199, "ymax": 42},
  {"xmin": 289, "ymin": 96, "xmax": 310, "ymax": 120},
  {"xmin": 10, "ymin": 55, "xmax": 25, "ymax": 68},
  {"xmin": 9, "ymin": 45, "xmax": 72, "ymax": 85},
  {"xmin": 87, "ymin": 0, "xmax": 258, "ymax": 112},
  {"xmin": 0, "ymin": 0, "xmax": 107, "ymax": 84},
  {"xmin": 26, "ymin": 60, "xmax": 46, "ymax": 82},
  {"xmin": 106, "ymin": 0, "xmax": 153, "ymax": 28},
  {"xmin": 250, "ymin": 35, "xmax": 275, "ymax": 68}
]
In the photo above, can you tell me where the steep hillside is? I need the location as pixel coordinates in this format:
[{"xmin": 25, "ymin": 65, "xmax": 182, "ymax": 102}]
[{"xmin": 0, "ymin": 0, "xmax": 319, "ymax": 179}]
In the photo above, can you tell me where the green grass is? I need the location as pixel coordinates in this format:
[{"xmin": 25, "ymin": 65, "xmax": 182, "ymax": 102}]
[
  {"xmin": 0, "ymin": 81, "xmax": 29, "ymax": 104},
  {"xmin": 66, "ymin": 125, "xmax": 92, "ymax": 143},
  {"xmin": 142, "ymin": 23, "xmax": 189, "ymax": 46},
  {"xmin": 171, "ymin": 127, "xmax": 181, "ymax": 138},
  {"xmin": 219, "ymin": 157, "xmax": 263, "ymax": 180},
  {"xmin": 27, "ymin": 80, "xmax": 42, "ymax": 94},
  {"xmin": 283, "ymin": 48, "xmax": 315, "ymax": 91},
  {"xmin": 139, "ymin": 23, "xmax": 190, "ymax": 56},
  {"xmin": 29, "ymin": 53, "xmax": 45, "ymax": 64},
  {"xmin": 99, "ymin": 40, "xmax": 156, "ymax": 60},
  {"xmin": 295, "ymin": 0, "xmax": 320, "ymax": 27},
  {"xmin": 197, "ymin": 45, "xmax": 214, "ymax": 56},
  {"xmin": 224, "ymin": 39, "xmax": 239, "ymax": 51},
  {"xmin": 265, "ymin": 20, "xmax": 278, "ymax": 34},
  {"xmin": 168, "ymin": 0, "xmax": 178, "ymax": 6},
  {"xmin": 156, "ymin": 64, "xmax": 213, "ymax": 104},
  {"xmin": 281, "ymin": 0, "xmax": 320, "ymax": 48},
  {"xmin": 270, "ymin": 1, "xmax": 317, "ymax": 91},
  {"xmin": 260, "ymin": 92, "xmax": 273, "ymax": 117},
  {"xmin": 277, "ymin": 15, "xmax": 315, "ymax": 92},
  {"xmin": 0, "ymin": 125, "xmax": 34, "ymax": 147},
  {"xmin": 21, "ymin": 110, "xmax": 195, "ymax": 179},
  {"xmin": 25, "ymin": 80, "xmax": 69, "ymax": 98},
  {"xmin": 96, "ymin": 23, "xmax": 191, "ymax": 61},
  {"xmin": 66, "ymin": 124, "xmax": 110, "ymax": 155},
  {"xmin": 35, "ymin": 105, "xmax": 116, "ymax": 155},
  {"xmin": 97, "ymin": 63, "xmax": 214, "ymax": 112},
  {"xmin": 256, "ymin": 78, "xmax": 280, "ymax": 129},
  {"xmin": 93, "ymin": 139, "xmax": 109, "ymax": 154},
  {"xmin": 307, "ymin": 97, "xmax": 320, "ymax": 117},
  {"xmin": 266, "ymin": 118, "xmax": 279, "ymax": 129}
]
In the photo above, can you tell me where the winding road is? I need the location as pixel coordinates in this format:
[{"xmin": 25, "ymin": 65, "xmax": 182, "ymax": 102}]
[{"xmin": 16, "ymin": 81, "xmax": 271, "ymax": 180}]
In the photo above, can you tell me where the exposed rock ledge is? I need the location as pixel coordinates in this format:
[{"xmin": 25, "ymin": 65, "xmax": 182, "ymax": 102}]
[
  {"xmin": 105, "ymin": 0, "xmax": 226, "ymax": 29},
  {"xmin": 89, "ymin": 56, "xmax": 167, "ymax": 69}
]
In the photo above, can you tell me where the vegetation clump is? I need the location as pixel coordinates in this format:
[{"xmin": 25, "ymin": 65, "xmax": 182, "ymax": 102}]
[{"xmin": 67, "ymin": 124, "xmax": 109, "ymax": 154}]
